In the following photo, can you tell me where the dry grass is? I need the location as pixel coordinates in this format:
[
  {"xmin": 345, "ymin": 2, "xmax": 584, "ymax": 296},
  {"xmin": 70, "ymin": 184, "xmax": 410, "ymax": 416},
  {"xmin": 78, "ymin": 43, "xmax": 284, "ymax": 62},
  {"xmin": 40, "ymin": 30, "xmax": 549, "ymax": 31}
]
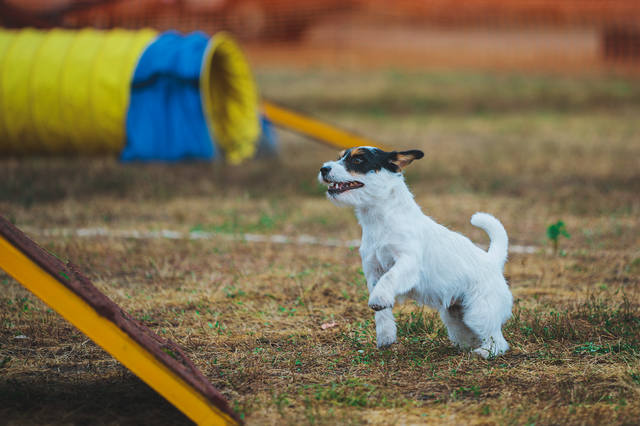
[{"xmin": 1, "ymin": 69, "xmax": 639, "ymax": 425}]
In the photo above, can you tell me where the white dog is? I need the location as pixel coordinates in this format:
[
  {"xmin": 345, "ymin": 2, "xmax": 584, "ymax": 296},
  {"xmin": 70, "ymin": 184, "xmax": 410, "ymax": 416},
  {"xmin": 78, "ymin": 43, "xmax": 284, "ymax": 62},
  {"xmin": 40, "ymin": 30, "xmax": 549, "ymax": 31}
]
[{"xmin": 318, "ymin": 147, "xmax": 512, "ymax": 358}]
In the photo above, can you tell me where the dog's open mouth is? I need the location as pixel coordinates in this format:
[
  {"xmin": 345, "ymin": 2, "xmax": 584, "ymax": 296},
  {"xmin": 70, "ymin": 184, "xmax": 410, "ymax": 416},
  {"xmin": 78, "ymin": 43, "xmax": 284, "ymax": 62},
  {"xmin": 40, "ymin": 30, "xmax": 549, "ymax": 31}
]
[{"xmin": 327, "ymin": 181, "xmax": 364, "ymax": 194}]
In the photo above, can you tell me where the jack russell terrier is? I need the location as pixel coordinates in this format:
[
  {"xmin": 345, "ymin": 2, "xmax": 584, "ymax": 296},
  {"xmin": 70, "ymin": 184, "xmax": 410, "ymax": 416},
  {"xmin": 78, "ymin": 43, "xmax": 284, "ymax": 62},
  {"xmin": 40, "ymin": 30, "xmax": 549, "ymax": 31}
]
[{"xmin": 318, "ymin": 146, "xmax": 512, "ymax": 358}]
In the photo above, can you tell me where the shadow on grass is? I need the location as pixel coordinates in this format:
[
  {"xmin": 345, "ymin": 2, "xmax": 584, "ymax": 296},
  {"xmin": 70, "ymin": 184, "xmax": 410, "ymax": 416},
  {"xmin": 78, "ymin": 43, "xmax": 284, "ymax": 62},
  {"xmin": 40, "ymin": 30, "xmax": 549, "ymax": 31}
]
[
  {"xmin": 0, "ymin": 156, "xmax": 323, "ymax": 206},
  {"xmin": 0, "ymin": 373, "xmax": 192, "ymax": 425}
]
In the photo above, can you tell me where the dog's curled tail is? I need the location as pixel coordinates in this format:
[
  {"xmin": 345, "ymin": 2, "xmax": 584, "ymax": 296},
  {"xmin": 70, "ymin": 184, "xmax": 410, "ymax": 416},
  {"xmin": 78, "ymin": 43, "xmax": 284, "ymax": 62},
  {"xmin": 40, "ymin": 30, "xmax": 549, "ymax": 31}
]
[{"xmin": 471, "ymin": 212, "xmax": 508, "ymax": 268}]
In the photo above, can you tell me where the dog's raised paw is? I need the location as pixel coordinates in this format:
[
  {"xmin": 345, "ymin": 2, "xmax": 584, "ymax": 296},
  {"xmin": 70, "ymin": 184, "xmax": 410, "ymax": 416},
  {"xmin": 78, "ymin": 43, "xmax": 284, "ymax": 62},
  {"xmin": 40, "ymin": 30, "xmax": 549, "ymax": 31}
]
[
  {"xmin": 368, "ymin": 292, "xmax": 394, "ymax": 311},
  {"xmin": 369, "ymin": 303, "xmax": 388, "ymax": 311}
]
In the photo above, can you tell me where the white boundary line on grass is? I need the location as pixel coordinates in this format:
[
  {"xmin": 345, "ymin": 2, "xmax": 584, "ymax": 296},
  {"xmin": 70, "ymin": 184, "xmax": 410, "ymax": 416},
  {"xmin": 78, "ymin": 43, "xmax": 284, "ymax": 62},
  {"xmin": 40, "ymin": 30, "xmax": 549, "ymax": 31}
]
[{"xmin": 27, "ymin": 227, "xmax": 540, "ymax": 254}]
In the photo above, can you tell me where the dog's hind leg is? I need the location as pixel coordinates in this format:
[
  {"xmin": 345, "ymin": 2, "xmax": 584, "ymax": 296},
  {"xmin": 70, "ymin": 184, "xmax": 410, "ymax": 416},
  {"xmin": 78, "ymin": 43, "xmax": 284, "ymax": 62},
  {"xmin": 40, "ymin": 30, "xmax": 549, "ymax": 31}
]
[
  {"xmin": 375, "ymin": 308, "xmax": 397, "ymax": 348},
  {"xmin": 459, "ymin": 298, "xmax": 510, "ymax": 358},
  {"xmin": 472, "ymin": 332, "xmax": 509, "ymax": 359},
  {"xmin": 440, "ymin": 302, "xmax": 479, "ymax": 351}
]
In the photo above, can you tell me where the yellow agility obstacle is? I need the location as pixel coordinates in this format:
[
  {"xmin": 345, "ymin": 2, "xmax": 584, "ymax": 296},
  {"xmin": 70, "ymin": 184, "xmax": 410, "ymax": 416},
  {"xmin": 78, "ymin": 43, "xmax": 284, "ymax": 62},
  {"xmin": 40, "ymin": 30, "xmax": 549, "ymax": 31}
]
[
  {"xmin": 201, "ymin": 33, "xmax": 260, "ymax": 164},
  {"xmin": 0, "ymin": 28, "xmax": 156, "ymax": 154},
  {"xmin": 0, "ymin": 28, "xmax": 260, "ymax": 162},
  {"xmin": 0, "ymin": 216, "xmax": 240, "ymax": 425},
  {"xmin": 263, "ymin": 101, "xmax": 389, "ymax": 151}
]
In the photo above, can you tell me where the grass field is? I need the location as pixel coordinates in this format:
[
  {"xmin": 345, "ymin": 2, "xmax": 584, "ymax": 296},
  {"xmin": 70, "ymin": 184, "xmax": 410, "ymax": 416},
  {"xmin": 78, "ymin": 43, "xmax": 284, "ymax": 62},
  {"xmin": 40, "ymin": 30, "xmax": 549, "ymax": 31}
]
[{"xmin": 1, "ymin": 69, "xmax": 639, "ymax": 425}]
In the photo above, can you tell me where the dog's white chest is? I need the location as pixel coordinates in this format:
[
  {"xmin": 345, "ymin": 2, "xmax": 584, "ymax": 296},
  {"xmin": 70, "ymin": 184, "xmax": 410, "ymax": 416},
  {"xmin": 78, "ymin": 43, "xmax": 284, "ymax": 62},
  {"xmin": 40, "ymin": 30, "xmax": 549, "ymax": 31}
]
[{"xmin": 361, "ymin": 234, "xmax": 396, "ymax": 270}]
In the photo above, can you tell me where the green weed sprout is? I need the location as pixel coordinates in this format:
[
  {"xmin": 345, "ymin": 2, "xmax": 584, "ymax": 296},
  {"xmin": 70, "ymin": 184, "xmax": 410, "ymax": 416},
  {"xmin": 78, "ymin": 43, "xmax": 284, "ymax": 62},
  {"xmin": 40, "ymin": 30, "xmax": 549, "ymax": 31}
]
[{"xmin": 547, "ymin": 220, "xmax": 570, "ymax": 255}]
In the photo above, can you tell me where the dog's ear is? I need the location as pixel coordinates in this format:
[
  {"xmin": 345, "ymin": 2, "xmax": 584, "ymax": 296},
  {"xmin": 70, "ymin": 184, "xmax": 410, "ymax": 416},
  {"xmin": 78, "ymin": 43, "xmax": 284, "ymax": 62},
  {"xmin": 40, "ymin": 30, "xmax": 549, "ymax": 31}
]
[{"xmin": 389, "ymin": 150, "xmax": 424, "ymax": 170}]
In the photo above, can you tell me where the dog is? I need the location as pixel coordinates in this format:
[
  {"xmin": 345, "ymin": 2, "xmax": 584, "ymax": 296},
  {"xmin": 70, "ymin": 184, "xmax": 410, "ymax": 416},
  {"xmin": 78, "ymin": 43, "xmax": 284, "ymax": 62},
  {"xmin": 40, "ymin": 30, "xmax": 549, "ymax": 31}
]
[{"xmin": 318, "ymin": 146, "xmax": 513, "ymax": 358}]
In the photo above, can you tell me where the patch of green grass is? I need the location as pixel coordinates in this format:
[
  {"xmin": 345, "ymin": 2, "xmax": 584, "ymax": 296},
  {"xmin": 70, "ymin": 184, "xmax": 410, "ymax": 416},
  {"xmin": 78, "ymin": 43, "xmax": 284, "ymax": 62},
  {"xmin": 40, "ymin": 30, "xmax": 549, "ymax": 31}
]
[
  {"xmin": 224, "ymin": 286, "xmax": 246, "ymax": 299},
  {"xmin": 310, "ymin": 379, "xmax": 380, "ymax": 408},
  {"xmin": 191, "ymin": 210, "xmax": 287, "ymax": 235},
  {"xmin": 450, "ymin": 385, "xmax": 482, "ymax": 401},
  {"xmin": 508, "ymin": 294, "xmax": 640, "ymax": 354},
  {"xmin": 547, "ymin": 220, "xmax": 571, "ymax": 255},
  {"xmin": 340, "ymin": 319, "xmax": 374, "ymax": 350},
  {"xmin": 396, "ymin": 308, "xmax": 447, "ymax": 338},
  {"xmin": 277, "ymin": 306, "xmax": 297, "ymax": 317},
  {"xmin": 272, "ymin": 391, "xmax": 291, "ymax": 415}
]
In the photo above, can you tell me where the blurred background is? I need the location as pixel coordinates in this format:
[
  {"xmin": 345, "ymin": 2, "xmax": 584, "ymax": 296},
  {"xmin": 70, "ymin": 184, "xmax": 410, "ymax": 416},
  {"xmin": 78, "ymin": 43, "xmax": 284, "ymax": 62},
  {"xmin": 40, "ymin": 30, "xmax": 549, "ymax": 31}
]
[
  {"xmin": 3, "ymin": 0, "xmax": 640, "ymax": 72},
  {"xmin": 1, "ymin": 0, "xmax": 638, "ymax": 249}
]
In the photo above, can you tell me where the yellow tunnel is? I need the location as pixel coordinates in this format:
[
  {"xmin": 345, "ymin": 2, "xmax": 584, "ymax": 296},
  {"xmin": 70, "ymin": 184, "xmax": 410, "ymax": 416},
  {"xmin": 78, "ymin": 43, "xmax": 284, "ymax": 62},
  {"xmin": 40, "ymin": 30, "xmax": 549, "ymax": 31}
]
[{"xmin": 0, "ymin": 28, "xmax": 157, "ymax": 154}]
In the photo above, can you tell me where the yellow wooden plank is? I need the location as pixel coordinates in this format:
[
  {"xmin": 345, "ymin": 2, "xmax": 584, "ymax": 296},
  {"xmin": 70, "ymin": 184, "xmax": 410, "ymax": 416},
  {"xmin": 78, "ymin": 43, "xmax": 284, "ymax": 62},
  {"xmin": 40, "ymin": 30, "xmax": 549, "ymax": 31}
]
[
  {"xmin": 262, "ymin": 101, "xmax": 389, "ymax": 151},
  {"xmin": 0, "ymin": 235, "xmax": 237, "ymax": 426}
]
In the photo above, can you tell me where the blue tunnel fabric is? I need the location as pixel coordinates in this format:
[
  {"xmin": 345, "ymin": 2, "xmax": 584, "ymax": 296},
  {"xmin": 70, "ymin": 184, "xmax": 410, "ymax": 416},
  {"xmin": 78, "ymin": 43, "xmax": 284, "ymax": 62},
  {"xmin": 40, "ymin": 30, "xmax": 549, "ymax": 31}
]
[{"xmin": 122, "ymin": 32, "xmax": 216, "ymax": 162}]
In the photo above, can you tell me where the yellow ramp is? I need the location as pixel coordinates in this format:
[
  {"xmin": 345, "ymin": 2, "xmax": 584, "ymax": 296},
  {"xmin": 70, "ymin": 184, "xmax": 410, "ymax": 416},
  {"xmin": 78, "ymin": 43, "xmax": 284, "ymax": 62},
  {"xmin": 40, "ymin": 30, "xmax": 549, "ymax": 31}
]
[{"xmin": 0, "ymin": 216, "xmax": 239, "ymax": 425}]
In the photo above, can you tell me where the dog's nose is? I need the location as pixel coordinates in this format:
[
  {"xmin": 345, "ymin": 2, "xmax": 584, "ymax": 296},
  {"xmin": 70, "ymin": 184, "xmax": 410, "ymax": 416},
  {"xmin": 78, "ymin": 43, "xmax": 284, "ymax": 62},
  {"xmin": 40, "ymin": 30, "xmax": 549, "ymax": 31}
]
[{"xmin": 320, "ymin": 166, "xmax": 331, "ymax": 178}]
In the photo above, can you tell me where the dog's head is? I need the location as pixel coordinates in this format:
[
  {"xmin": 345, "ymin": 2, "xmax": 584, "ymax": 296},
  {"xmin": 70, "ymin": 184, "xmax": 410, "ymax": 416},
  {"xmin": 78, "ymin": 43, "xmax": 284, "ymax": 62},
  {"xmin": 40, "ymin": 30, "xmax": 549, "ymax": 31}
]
[{"xmin": 318, "ymin": 146, "xmax": 424, "ymax": 207}]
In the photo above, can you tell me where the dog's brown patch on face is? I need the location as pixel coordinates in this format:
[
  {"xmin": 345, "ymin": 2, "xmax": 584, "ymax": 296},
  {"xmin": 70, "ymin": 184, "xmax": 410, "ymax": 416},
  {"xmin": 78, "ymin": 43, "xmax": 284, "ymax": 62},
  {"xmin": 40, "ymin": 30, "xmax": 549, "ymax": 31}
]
[
  {"xmin": 390, "ymin": 150, "xmax": 424, "ymax": 170},
  {"xmin": 350, "ymin": 147, "xmax": 365, "ymax": 156},
  {"xmin": 338, "ymin": 149, "xmax": 347, "ymax": 159}
]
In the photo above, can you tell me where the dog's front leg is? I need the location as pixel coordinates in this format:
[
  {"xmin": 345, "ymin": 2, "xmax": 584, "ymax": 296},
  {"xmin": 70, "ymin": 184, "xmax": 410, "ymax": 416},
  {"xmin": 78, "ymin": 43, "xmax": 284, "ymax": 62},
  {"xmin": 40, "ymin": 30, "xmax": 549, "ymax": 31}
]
[
  {"xmin": 361, "ymin": 257, "xmax": 396, "ymax": 347},
  {"xmin": 368, "ymin": 255, "xmax": 419, "ymax": 311},
  {"xmin": 362, "ymin": 254, "xmax": 383, "ymax": 293},
  {"xmin": 375, "ymin": 308, "xmax": 397, "ymax": 348}
]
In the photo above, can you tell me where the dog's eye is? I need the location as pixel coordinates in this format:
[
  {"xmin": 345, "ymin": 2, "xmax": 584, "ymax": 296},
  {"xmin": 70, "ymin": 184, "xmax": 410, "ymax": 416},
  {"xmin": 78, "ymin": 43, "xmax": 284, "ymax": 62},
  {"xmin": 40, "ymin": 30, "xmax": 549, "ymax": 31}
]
[{"xmin": 352, "ymin": 157, "xmax": 364, "ymax": 164}]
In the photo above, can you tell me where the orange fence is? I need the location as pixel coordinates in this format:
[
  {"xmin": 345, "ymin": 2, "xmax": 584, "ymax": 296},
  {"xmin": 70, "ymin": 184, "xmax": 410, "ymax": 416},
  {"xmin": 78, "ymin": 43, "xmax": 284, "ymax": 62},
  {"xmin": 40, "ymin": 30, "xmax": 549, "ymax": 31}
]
[{"xmin": 2, "ymin": 0, "xmax": 639, "ymax": 70}]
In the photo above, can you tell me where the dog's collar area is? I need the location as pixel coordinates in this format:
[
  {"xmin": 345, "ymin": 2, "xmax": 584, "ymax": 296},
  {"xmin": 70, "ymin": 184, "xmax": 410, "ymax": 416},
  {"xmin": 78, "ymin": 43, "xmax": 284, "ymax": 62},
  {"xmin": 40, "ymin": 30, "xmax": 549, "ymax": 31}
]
[{"xmin": 327, "ymin": 181, "xmax": 364, "ymax": 194}]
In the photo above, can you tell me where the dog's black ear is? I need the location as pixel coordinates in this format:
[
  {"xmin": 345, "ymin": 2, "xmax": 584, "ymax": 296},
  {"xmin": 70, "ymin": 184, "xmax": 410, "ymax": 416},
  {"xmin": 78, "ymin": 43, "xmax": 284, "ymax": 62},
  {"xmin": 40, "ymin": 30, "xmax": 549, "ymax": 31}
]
[{"xmin": 389, "ymin": 150, "xmax": 424, "ymax": 170}]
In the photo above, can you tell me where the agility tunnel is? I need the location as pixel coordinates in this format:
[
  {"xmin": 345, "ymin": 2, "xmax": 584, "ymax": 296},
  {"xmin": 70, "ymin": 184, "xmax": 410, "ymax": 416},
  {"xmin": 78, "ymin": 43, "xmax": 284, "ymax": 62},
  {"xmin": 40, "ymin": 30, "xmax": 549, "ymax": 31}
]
[
  {"xmin": 0, "ymin": 27, "xmax": 389, "ymax": 163},
  {"xmin": 0, "ymin": 28, "xmax": 265, "ymax": 164}
]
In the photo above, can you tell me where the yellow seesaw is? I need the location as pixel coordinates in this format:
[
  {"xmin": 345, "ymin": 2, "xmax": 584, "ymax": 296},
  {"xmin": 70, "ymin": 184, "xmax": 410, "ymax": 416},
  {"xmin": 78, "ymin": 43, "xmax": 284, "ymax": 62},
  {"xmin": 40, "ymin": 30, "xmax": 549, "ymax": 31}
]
[
  {"xmin": 263, "ymin": 101, "xmax": 389, "ymax": 151},
  {"xmin": 0, "ymin": 216, "xmax": 239, "ymax": 426}
]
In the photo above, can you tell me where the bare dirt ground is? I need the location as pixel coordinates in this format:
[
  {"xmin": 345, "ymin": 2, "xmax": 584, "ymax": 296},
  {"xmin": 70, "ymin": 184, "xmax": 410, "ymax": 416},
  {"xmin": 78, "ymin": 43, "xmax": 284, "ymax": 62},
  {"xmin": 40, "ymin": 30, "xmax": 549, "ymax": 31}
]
[{"xmin": 1, "ymin": 69, "xmax": 639, "ymax": 424}]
